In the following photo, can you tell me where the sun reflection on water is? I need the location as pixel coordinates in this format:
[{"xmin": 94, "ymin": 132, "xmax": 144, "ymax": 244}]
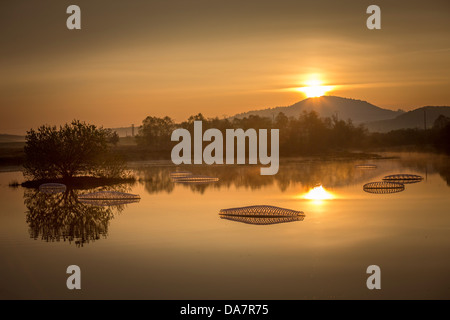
[{"xmin": 301, "ymin": 185, "xmax": 334, "ymax": 204}]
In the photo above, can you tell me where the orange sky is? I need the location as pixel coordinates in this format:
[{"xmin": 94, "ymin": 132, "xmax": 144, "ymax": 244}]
[{"xmin": 1, "ymin": 0, "xmax": 449, "ymax": 134}]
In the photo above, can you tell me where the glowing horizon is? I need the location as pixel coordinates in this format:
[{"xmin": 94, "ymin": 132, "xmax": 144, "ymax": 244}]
[{"xmin": 1, "ymin": 1, "xmax": 449, "ymax": 134}]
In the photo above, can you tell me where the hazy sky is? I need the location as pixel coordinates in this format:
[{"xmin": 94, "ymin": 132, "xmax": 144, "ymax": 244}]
[{"xmin": 1, "ymin": 0, "xmax": 449, "ymax": 134}]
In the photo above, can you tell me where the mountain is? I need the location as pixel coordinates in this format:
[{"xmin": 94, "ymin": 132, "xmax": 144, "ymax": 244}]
[
  {"xmin": 364, "ymin": 106, "xmax": 450, "ymax": 132},
  {"xmin": 232, "ymin": 96, "xmax": 404, "ymax": 124}
]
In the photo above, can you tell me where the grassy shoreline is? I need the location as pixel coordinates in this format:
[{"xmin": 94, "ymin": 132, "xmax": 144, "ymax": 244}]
[
  {"xmin": 0, "ymin": 138, "xmax": 407, "ymax": 166},
  {"xmin": 0, "ymin": 139, "xmax": 433, "ymax": 170}
]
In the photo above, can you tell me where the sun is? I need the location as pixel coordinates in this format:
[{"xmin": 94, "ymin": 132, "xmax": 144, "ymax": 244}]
[{"xmin": 296, "ymin": 79, "xmax": 333, "ymax": 98}]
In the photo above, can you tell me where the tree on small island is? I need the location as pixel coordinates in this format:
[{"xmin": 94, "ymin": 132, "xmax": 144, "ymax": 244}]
[{"xmin": 23, "ymin": 120, "xmax": 126, "ymax": 182}]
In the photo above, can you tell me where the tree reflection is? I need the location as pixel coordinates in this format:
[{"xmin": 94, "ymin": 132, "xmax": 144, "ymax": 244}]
[
  {"xmin": 24, "ymin": 188, "xmax": 126, "ymax": 247},
  {"xmin": 135, "ymin": 160, "xmax": 383, "ymax": 195},
  {"xmin": 394, "ymin": 153, "xmax": 450, "ymax": 187},
  {"xmin": 136, "ymin": 165, "xmax": 175, "ymax": 194}
]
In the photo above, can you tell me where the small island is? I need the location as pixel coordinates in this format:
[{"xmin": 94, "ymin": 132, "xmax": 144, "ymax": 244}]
[{"xmin": 20, "ymin": 120, "xmax": 135, "ymax": 189}]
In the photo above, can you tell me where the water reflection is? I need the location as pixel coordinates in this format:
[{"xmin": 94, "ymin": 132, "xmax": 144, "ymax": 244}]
[
  {"xmin": 24, "ymin": 188, "xmax": 128, "ymax": 247},
  {"xmin": 4, "ymin": 152, "xmax": 450, "ymax": 299},
  {"xmin": 38, "ymin": 183, "xmax": 67, "ymax": 194},
  {"xmin": 132, "ymin": 154, "xmax": 450, "ymax": 196},
  {"xmin": 219, "ymin": 205, "xmax": 304, "ymax": 226},
  {"xmin": 301, "ymin": 185, "xmax": 334, "ymax": 200},
  {"xmin": 134, "ymin": 160, "xmax": 383, "ymax": 195},
  {"xmin": 389, "ymin": 153, "xmax": 450, "ymax": 186},
  {"xmin": 169, "ymin": 171, "xmax": 192, "ymax": 179},
  {"xmin": 78, "ymin": 190, "xmax": 141, "ymax": 206},
  {"xmin": 355, "ymin": 164, "xmax": 377, "ymax": 169},
  {"xmin": 382, "ymin": 174, "xmax": 424, "ymax": 184},
  {"xmin": 78, "ymin": 198, "xmax": 140, "ymax": 207},
  {"xmin": 219, "ymin": 205, "xmax": 303, "ymax": 217},
  {"xmin": 363, "ymin": 181, "xmax": 405, "ymax": 194},
  {"xmin": 220, "ymin": 215, "xmax": 304, "ymax": 225},
  {"xmin": 172, "ymin": 175, "xmax": 219, "ymax": 183}
]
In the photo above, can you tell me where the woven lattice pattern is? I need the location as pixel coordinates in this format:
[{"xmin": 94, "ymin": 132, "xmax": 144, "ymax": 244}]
[
  {"xmin": 355, "ymin": 164, "xmax": 377, "ymax": 169},
  {"xmin": 78, "ymin": 191, "xmax": 140, "ymax": 200},
  {"xmin": 383, "ymin": 174, "xmax": 423, "ymax": 184},
  {"xmin": 219, "ymin": 205, "xmax": 304, "ymax": 217},
  {"xmin": 79, "ymin": 198, "xmax": 140, "ymax": 206},
  {"xmin": 173, "ymin": 175, "xmax": 219, "ymax": 183},
  {"xmin": 363, "ymin": 181, "xmax": 405, "ymax": 194},
  {"xmin": 220, "ymin": 215, "xmax": 304, "ymax": 225},
  {"xmin": 170, "ymin": 171, "xmax": 192, "ymax": 178},
  {"xmin": 39, "ymin": 183, "xmax": 67, "ymax": 194}
]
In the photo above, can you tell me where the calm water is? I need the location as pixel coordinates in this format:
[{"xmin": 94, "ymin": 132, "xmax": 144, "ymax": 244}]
[{"xmin": 1, "ymin": 152, "xmax": 449, "ymax": 299}]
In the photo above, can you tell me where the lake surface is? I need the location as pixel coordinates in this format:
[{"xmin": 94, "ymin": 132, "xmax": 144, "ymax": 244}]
[{"xmin": 1, "ymin": 152, "xmax": 449, "ymax": 299}]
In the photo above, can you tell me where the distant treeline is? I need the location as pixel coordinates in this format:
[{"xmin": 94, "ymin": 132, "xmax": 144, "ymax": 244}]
[
  {"xmin": 133, "ymin": 111, "xmax": 450, "ymax": 156},
  {"xmin": 368, "ymin": 114, "xmax": 450, "ymax": 153},
  {"xmin": 2, "ymin": 112, "xmax": 449, "ymax": 169}
]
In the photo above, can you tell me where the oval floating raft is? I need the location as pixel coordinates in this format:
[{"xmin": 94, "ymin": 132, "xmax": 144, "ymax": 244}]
[
  {"xmin": 355, "ymin": 164, "xmax": 377, "ymax": 169},
  {"xmin": 363, "ymin": 181, "xmax": 405, "ymax": 194},
  {"xmin": 382, "ymin": 174, "xmax": 423, "ymax": 184},
  {"xmin": 173, "ymin": 175, "xmax": 219, "ymax": 183},
  {"xmin": 78, "ymin": 198, "xmax": 140, "ymax": 206},
  {"xmin": 39, "ymin": 183, "xmax": 67, "ymax": 194},
  {"xmin": 170, "ymin": 171, "xmax": 192, "ymax": 179},
  {"xmin": 219, "ymin": 205, "xmax": 304, "ymax": 217},
  {"xmin": 78, "ymin": 191, "xmax": 140, "ymax": 200},
  {"xmin": 78, "ymin": 191, "xmax": 140, "ymax": 206},
  {"xmin": 220, "ymin": 215, "xmax": 304, "ymax": 225}
]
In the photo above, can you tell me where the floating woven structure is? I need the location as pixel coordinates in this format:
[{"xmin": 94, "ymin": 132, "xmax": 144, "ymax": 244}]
[
  {"xmin": 219, "ymin": 205, "xmax": 304, "ymax": 217},
  {"xmin": 173, "ymin": 175, "xmax": 219, "ymax": 183},
  {"xmin": 382, "ymin": 174, "xmax": 423, "ymax": 184},
  {"xmin": 363, "ymin": 181, "xmax": 405, "ymax": 194},
  {"xmin": 220, "ymin": 215, "xmax": 304, "ymax": 225},
  {"xmin": 78, "ymin": 198, "xmax": 140, "ymax": 207},
  {"xmin": 78, "ymin": 191, "xmax": 140, "ymax": 207},
  {"xmin": 78, "ymin": 191, "xmax": 140, "ymax": 200},
  {"xmin": 170, "ymin": 171, "xmax": 193, "ymax": 179},
  {"xmin": 355, "ymin": 164, "xmax": 377, "ymax": 169},
  {"xmin": 39, "ymin": 183, "xmax": 67, "ymax": 194}
]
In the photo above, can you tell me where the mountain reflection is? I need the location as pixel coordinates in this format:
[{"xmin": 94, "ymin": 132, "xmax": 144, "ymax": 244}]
[{"xmin": 24, "ymin": 187, "xmax": 128, "ymax": 247}]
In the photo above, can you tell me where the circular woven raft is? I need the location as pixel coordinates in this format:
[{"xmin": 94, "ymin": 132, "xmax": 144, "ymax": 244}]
[
  {"xmin": 219, "ymin": 205, "xmax": 304, "ymax": 217},
  {"xmin": 170, "ymin": 171, "xmax": 192, "ymax": 179},
  {"xmin": 78, "ymin": 191, "xmax": 140, "ymax": 206},
  {"xmin": 173, "ymin": 175, "xmax": 219, "ymax": 183},
  {"xmin": 78, "ymin": 191, "xmax": 140, "ymax": 200},
  {"xmin": 78, "ymin": 198, "xmax": 140, "ymax": 206},
  {"xmin": 39, "ymin": 183, "xmax": 67, "ymax": 194},
  {"xmin": 363, "ymin": 181, "xmax": 405, "ymax": 194},
  {"xmin": 220, "ymin": 215, "xmax": 304, "ymax": 225},
  {"xmin": 355, "ymin": 164, "xmax": 377, "ymax": 169},
  {"xmin": 382, "ymin": 174, "xmax": 423, "ymax": 184}
]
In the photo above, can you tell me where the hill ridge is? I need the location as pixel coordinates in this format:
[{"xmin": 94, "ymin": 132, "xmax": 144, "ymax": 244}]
[
  {"xmin": 364, "ymin": 106, "xmax": 450, "ymax": 132},
  {"xmin": 232, "ymin": 95, "xmax": 404, "ymax": 124}
]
